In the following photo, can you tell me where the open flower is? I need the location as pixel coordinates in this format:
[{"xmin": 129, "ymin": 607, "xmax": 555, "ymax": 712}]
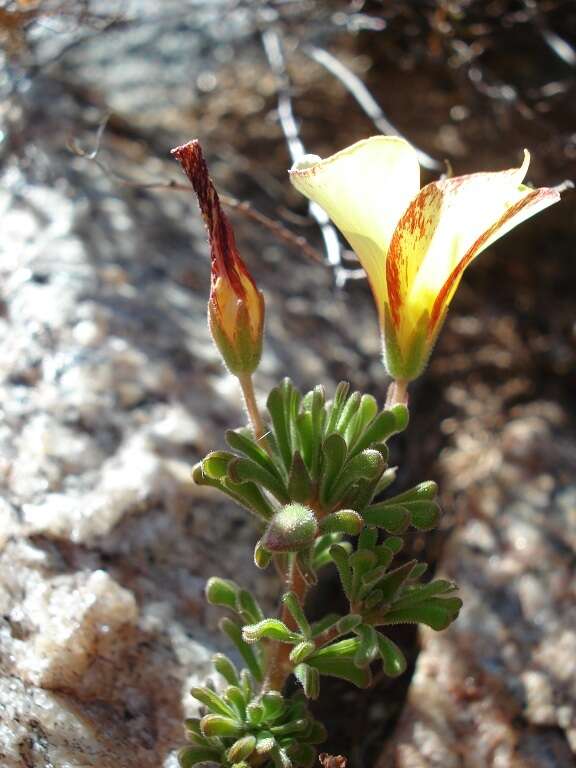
[
  {"xmin": 172, "ymin": 140, "xmax": 265, "ymax": 375},
  {"xmin": 290, "ymin": 137, "xmax": 560, "ymax": 384}
]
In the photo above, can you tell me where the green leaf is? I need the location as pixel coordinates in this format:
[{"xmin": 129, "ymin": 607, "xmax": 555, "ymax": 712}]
[
  {"xmin": 385, "ymin": 480, "xmax": 438, "ymax": 504},
  {"xmin": 242, "ymin": 619, "xmax": 301, "ymax": 645},
  {"xmin": 319, "ymin": 433, "xmax": 348, "ymax": 505},
  {"xmin": 282, "ymin": 592, "xmax": 311, "ymax": 638},
  {"xmin": 261, "ymin": 691, "xmax": 286, "ymax": 722},
  {"xmin": 307, "ymin": 643, "xmax": 372, "ymax": 688},
  {"xmin": 220, "ymin": 618, "xmax": 263, "ymax": 682},
  {"xmin": 373, "ymin": 467, "xmax": 397, "ymax": 496},
  {"xmin": 294, "ymin": 663, "xmax": 320, "ymax": 700},
  {"xmin": 379, "ymin": 597, "xmax": 463, "ymax": 630},
  {"xmin": 290, "ymin": 640, "xmax": 316, "ymax": 664},
  {"xmin": 350, "ymin": 409, "xmax": 397, "ymax": 455},
  {"xmin": 358, "ymin": 527, "xmax": 378, "ymax": 550},
  {"xmin": 179, "ymin": 746, "xmax": 221, "ymax": 768},
  {"xmin": 325, "ymin": 381, "xmax": 350, "ymax": 435},
  {"xmin": 226, "ymin": 429, "xmax": 284, "ymax": 481},
  {"xmin": 227, "ymin": 735, "xmax": 257, "ymax": 763},
  {"xmin": 391, "ymin": 580, "xmax": 458, "ymax": 611},
  {"xmin": 255, "ymin": 732, "xmax": 277, "ymax": 754},
  {"xmin": 202, "ymin": 451, "xmax": 235, "ymax": 479},
  {"xmin": 310, "ymin": 613, "xmax": 342, "ymax": 638},
  {"xmin": 270, "ymin": 718, "xmax": 309, "ymax": 737},
  {"xmin": 193, "ymin": 463, "xmax": 274, "ymax": 522},
  {"xmin": 407, "ymin": 500, "xmax": 441, "ymax": 530},
  {"xmin": 312, "ymin": 533, "xmax": 344, "ymax": 570},
  {"xmin": 223, "ymin": 686, "xmax": 247, "ymax": 719},
  {"xmin": 205, "ymin": 577, "xmax": 239, "ymax": 610},
  {"xmin": 329, "ymin": 544, "xmax": 353, "ymax": 599},
  {"xmin": 236, "ymin": 589, "xmax": 264, "ymax": 624},
  {"xmin": 353, "ymin": 624, "xmax": 378, "ymax": 668},
  {"xmin": 296, "ymin": 548, "xmax": 318, "ymax": 586},
  {"xmin": 335, "ymin": 390, "xmax": 361, "ymax": 436},
  {"xmin": 295, "ymin": 411, "xmax": 315, "ymax": 473},
  {"xmin": 345, "ymin": 394, "xmax": 378, "ymax": 450},
  {"xmin": 287, "ymin": 451, "xmax": 313, "ymax": 502},
  {"xmin": 267, "ymin": 383, "xmax": 294, "ymax": 471},
  {"xmin": 212, "ymin": 653, "xmax": 240, "ymax": 687},
  {"xmin": 228, "ymin": 457, "xmax": 289, "ymax": 502},
  {"xmin": 190, "ymin": 686, "xmax": 237, "ymax": 719},
  {"xmin": 377, "ymin": 560, "xmax": 419, "ymax": 603},
  {"xmin": 200, "ymin": 713, "xmax": 244, "ymax": 738},
  {"xmin": 246, "ymin": 702, "xmax": 264, "ymax": 726},
  {"xmin": 376, "ymin": 633, "xmax": 407, "ymax": 677},
  {"xmin": 254, "ymin": 540, "xmax": 273, "ymax": 569},
  {"xmin": 363, "ymin": 503, "xmax": 410, "ymax": 533},
  {"xmin": 320, "ymin": 509, "xmax": 364, "ymax": 535},
  {"xmin": 327, "ymin": 449, "xmax": 385, "ymax": 505},
  {"xmin": 383, "ymin": 536, "xmax": 404, "ymax": 554},
  {"xmin": 301, "ymin": 719, "xmax": 328, "ymax": 745}
]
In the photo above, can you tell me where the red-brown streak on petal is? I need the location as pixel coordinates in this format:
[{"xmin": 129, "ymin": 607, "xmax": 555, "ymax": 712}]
[
  {"xmin": 386, "ymin": 184, "xmax": 440, "ymax": 328},
  {"xmin": 429, "ymin": 187, "xmax": 559, "ymax": 334},
  {"xmin": 171, "ymin": 140, "xmax": 256, "ymax": 300}
]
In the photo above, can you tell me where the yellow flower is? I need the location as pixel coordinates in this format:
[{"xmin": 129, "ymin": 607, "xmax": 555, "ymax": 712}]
[
  {"xmin": 290, "ymin": 137, "xmax": 560, "ymax": 384},
  {"xmin": 173, "ymin": 140, "xmax": 265, "ymax": 375}
]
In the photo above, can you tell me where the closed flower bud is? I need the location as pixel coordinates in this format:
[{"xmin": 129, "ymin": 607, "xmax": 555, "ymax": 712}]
[
  {"xmin": 172, "ymin": 140, "xmax": 265, "ymax": 375},
  {"xmin": 260, "ymin": 503, "xmax": 318, "ymax": 553}
]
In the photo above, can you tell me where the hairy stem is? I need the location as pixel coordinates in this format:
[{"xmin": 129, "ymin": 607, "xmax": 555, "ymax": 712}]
[
  {"xmin": 263, "ymin": 555, "xmax": 308, "ymax": 692},
  {"xmin": 238, "ymin": 372, "xmax": 270, "ymax": 450},
  {"xmin": 385, "ymin": 378, "xmax": 409, "ymax": 408}
]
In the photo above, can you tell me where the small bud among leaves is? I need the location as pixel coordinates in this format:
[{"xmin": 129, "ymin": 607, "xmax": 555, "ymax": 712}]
[{"xmin": 260, "ymin": 503, "xmax": 318, "ymax": 553}]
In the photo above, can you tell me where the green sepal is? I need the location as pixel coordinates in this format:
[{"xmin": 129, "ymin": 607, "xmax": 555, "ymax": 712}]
[
  {"xmin": 353, "ymin": 624, "xmax": 379, "ymax": 668},
  {"xmin": 200, "ymin": 713, "xmax": 244, "ymax": 738},
  {"xmin": 282, "ymin": 592, "xmax": 311, "ymax": 638},
  {"xmin": 220, "ymin": 618, "xmax": 263, "ymax": 682},
  {"xmin": 261, "ymin": 504, "xmax": 318, "ymax": 553},
  {"xmin": 376, "ymin": 633, "xmax": 407, "ymax": 677},
  {"xmin": 236, "ymin": 589, "xmax": 264, "ymax": 624},
  {"xmin": 212, "ymin": 653, "xmax": 240, "ymax": 687},
  {"xmin": 320, "ymin": 509, "xmax": 364, "ymax": 535},
  {"xmin": 205, "ymin": 577, "xmax": 239, "ymax": 610},
  {"xmin": 287, "ymin": 451, "xmax": 313, "ymax": 503},
  {"xmin": 228, "ymin": 457, "xmax": 289, "ymax": 502},
  {"xmin": 242, "ymin": 618, "xmax": 301, "ymax": 645},
  {"xmin": 294, "ymin": 663, "xmax": 320, "ymax": 700},
  {"xmin": 179, "ymin": 745, "xmax": 221, "ymax": 768},
  {"xmin": 363, "ymin": 503, "xmax": 410, "ymax": 533},
  {"xmin": 378, "ymin": 597, "xmax": 463, "ymax": 630},
  {"xmin": 227, "ymin": 734, "xmax": 257, "ymax": 763},
  {"xmin": 319, "ymin": 433, "xmax": 348, "ymax": 505}
]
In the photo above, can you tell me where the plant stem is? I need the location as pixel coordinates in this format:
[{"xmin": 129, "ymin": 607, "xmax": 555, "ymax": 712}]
[
  {"xmin": 385, "ymin": 378, "xmax": 409, "ymax": 408},
  {"xmin": 263, "ymin": 555, "xmax": 308, "ymax": 692},
  {"xmin": 238, "ymin": 372, "xmax": 269, "ymax": 450}
]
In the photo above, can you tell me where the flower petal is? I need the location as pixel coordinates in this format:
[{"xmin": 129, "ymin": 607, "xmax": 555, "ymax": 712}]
[
  {"xmin": 290, "ymin": 136, "xmax": 420, "ymax": 314},
  {"xmin": 429, "ymin": 184, "xmax": 560, "ymax": 331},
  {"xmin": 387, "ymin": 151, "xmax": 560, "ymax": 336}
]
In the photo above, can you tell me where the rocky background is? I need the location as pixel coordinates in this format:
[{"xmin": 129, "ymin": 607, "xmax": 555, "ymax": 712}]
[{"xmin": 0, "ymin": 2, "xmax": 575, "ymax": 767}]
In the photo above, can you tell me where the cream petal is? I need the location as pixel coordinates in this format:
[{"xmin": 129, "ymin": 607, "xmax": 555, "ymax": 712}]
[{"xmin": 290, "ymin": 136, "xmax": 420, "ymax": 313}]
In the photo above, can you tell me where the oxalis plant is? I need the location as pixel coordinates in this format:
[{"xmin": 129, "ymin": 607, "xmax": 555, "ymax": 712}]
[{"xmin": 171, "ymin": 137, "xmax": 562, "ymax": 768}]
